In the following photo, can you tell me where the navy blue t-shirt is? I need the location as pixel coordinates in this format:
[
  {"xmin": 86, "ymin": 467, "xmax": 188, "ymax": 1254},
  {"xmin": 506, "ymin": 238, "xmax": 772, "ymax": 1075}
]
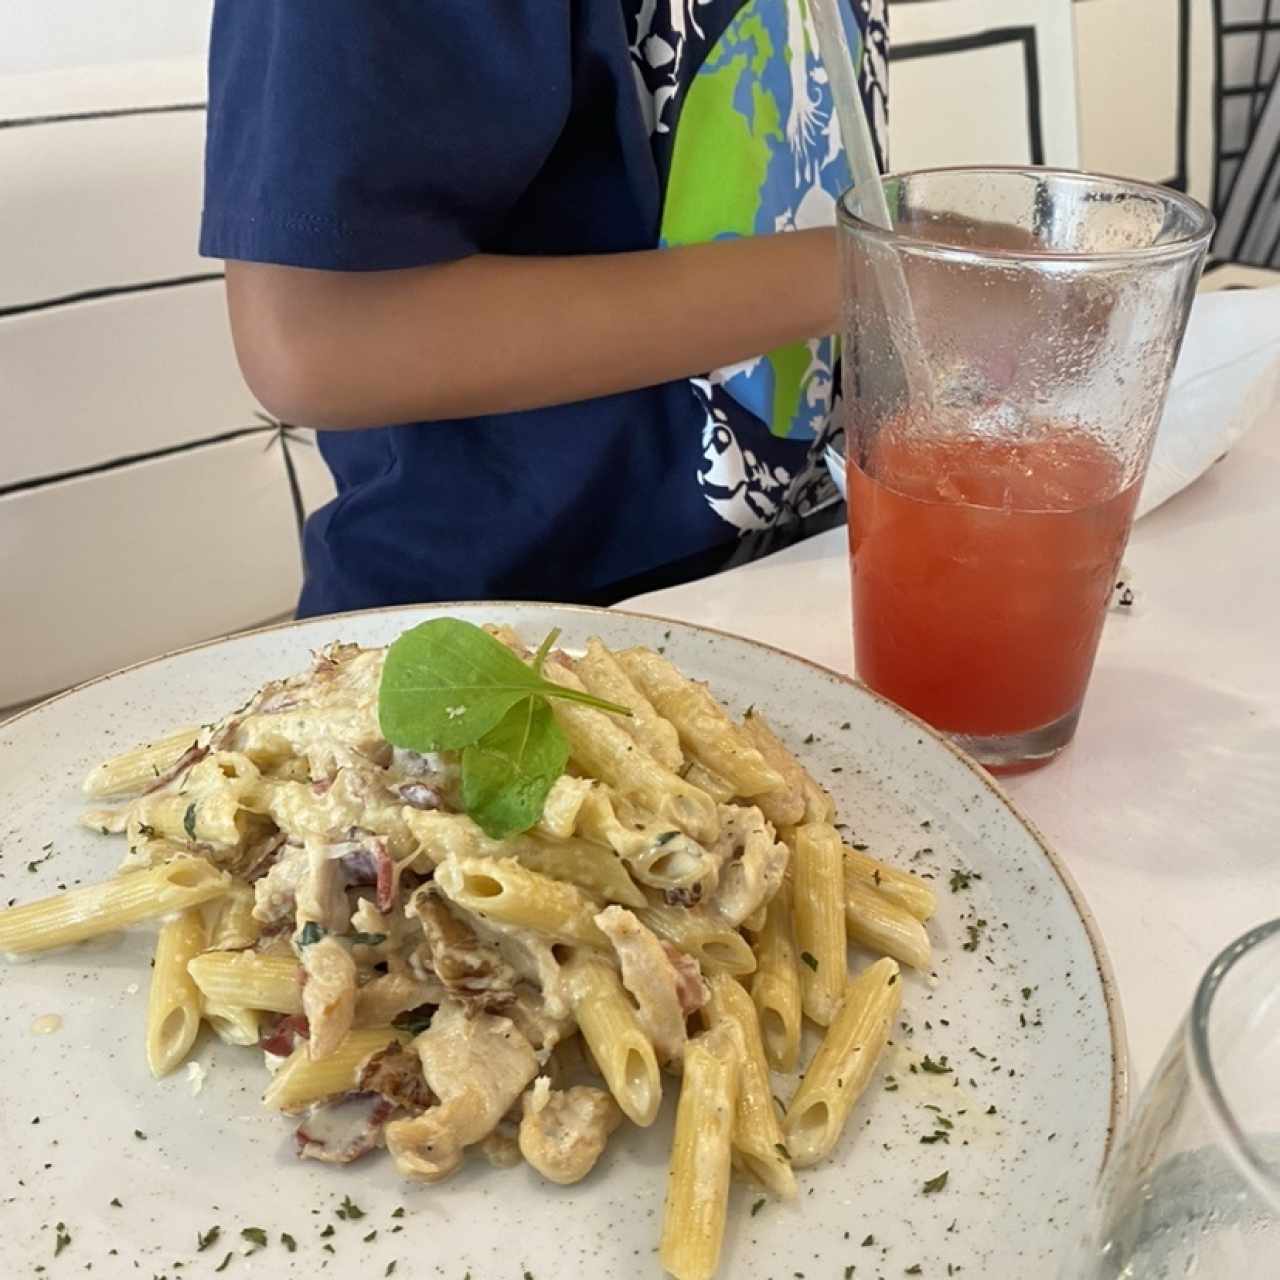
[{"xmin": 201, "ymin": 0, "xmax": 888, "ymax": 617}]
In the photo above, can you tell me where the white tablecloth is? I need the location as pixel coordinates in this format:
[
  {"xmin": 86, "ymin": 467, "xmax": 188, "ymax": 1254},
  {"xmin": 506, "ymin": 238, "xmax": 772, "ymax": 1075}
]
[{"xmin": 623, "ymin": 413, "xmax": 1280, "ymax": 1087}]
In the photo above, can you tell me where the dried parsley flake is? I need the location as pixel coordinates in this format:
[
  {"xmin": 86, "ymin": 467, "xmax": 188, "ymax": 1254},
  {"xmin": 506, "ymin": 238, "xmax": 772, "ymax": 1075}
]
[{"xmin": 336, "ymin": 1194, "xmax": 365, "ymax": 1220}]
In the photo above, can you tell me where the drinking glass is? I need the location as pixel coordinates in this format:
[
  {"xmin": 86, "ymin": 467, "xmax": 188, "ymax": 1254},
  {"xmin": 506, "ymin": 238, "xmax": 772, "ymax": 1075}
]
[
  {"xmin": 837, "ymin": 168, "xmax": 1213, "ymax": 770},
  {"xmin": 1060, "ymin": 918, "xmax": 1280, "ymax": 1277}
]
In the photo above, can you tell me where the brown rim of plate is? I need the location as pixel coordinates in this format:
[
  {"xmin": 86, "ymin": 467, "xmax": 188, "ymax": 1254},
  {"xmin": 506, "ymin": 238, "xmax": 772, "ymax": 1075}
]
[{"xmin": 4, "ymin": 598, "xmax": 1130, "ymax": 1160}]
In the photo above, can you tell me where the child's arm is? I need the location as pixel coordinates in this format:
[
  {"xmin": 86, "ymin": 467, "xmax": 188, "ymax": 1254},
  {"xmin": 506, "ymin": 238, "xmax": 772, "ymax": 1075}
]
[{"xmin": 226, "ymin": 229, "xmax": 839, "ymax": 428}]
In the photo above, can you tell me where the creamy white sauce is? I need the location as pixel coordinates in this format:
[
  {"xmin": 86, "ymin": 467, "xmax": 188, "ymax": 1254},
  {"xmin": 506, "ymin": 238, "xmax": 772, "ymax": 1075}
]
[
  {"xmin": 298, "ymin": 1095, "xmax": 379, "ymax": 1150},
  {"xmin": 880, "ymin": 1043, "xmax": 1007, "ymax": 1150}
]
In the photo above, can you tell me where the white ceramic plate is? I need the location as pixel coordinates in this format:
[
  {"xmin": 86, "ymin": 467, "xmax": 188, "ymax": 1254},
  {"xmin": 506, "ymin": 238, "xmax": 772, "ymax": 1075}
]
[{"xmin": 1, "ymin": 604, "xmax": 1125, "ymax": 1278}]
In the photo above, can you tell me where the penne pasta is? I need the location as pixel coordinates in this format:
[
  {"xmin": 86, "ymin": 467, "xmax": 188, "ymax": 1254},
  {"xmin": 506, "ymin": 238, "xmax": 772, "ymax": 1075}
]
[
  {"xmin": 749, "ymin": 878, "xmax": 802, "ymax": 1072},
  {"xmin": 262, "ymin": 757, "xmax": 311, "ymax": 783},
  {"xmin": 0, "ymin": 858, "xmax": 231, "ymax": 956},
  {"xmin": 659, "ymin": 1023, "xmax": 740, "ymax": 1280},
  {"xmin": 82, "ymin": 726, "xmax": 202, "ymax": 799},
  {"xmin": 578, "ymin": 637, "xmax": 684, "ymax": 771},
  {"xmin": 513, "ymin": 837, "xmax": 646, "ymax": 911},
  {"xmin": 206, "ymin": 881, "xmax": 261, "ymax": 950},
  {"xmin": 185, "ymin": 751, "xmax": 263, "ymax": 802},
  {"xmin": 301, "ymin": 934, "xmax": 357, "ymax": 1060},
  {"xmin": 263, "ymin": 1027, "xmax": 409, "ymax": 1113},
  {"xmin": 203, "ymin": 1002, "xmax": 260, "ymax": 1047},
  {"xmin": 738, "ymin": 709, "xmax": 810, "ymax": 828},
  {"xmin": 636, "ymin": 900, "xmax": 756, "ymax": 976},
  {"xmin": 562, "ymin": 951, "xmax": 662, "ymax": 1127},
  {"xmin": 594, "ymin": 905, "xmax": 690, "ymax": 1065},
  {"xmin": 434, "ymin": 856, "xmax": 608, "ymax": 949},
  {"xmin": 618, "ymin": 647, "xmax": 783, "ymax": 798},
  {"xmin": 844, "ymin": 844, "xmax": 937, "ymax": 922},
  {"xmin": 402, "ymin": 807, "xmax": 505, "ymax": 866},
  {"xmin": 117, "ymin": 834, "xmax": 186, "ymax": 870},
  {"xmin": 542, "ymin": 662, "xmax": 720, "ymax": 845},
  {"xmin": 574, "ymin": 787, "xmax": 718, "ymax": 895},
  {"xmin": 482, "ymin": 622, "xmax": 529, "ymax": 655},
  {"xmin": 844, "ymin": 872, "xmax": 932, "ymax": 970},
  {"xmin": 789, "ymin": 823, "xmax": 848, "ymax": 1026},
  {"xmin": 704, "ymin": 803, "xmax": 788, "ymax": 927},
  {"xmin": 800, "ymin": 775, "xmax": 836, "ymax": 825},
  {"xmin": 145, "ymin": 908, "xmax": 207, "ymax": 1078},
  {"xmin": 406, "ymin": 807, "xmax": 644, "ymax": 909},
  {"xmin": 744, "ymin": 710, "xmax": 839, "ymax": 828},
  {"xmin": 129, "ymin": 789, "xmax": 248, "ymax": 851},
  {"xmin": 80, "ymin": 806, "xmax": 129, "ymax": 835},
  {"xmin": 681, "ymin": 760, "xmax": 737, "ymax": 804},
  {"xmin": 536, "ymin": 775, "xmax": 596, "ymax": 839},
  {"xmin": 703, "ymin": 973, "xmax": 797, "ymax": 1199},
  {"xmin": 187, "ymin": 950, "xmax": 303, "ymax": 1014},
  {"xmin": 784, "ymin": 957, "xmax": 902, "ymax": 1167}
]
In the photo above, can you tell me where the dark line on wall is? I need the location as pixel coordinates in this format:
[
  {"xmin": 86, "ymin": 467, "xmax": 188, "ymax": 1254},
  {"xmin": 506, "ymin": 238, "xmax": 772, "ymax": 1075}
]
[
  {"xmin": 0, "ymin": 101, "xmax": 205, "ymax": 131},
  {"xmin": 1264, "ymin": 208, "xmax": 1280, "ymax": 268},
  {"xmin": 891, "ymin": 26, "xmax": 1032, "ymax": 61},
  {"xmin": 1171, "ymin": 0, "xmax": 1191, "ymax": 192},
  {"xmin": 1220, "ymin": 19, "xmax": 1280, "ymax": 34},
  {"xmin": 0, "ymin": 272, "xmax": 224, "ymax": 321},
  {"xmin": 891, "ymin": 28, "xmax": 1044, "ymax": 166},
  {"xmin": 1251, "ymin": 0, "xmax": 1276, "ymax": 126},
  {"xmin": 1228, "ymin": 103, "xmax": 1280, "ymax": 261},
  {"xmin": 0, "ymin": 424, "xmax": 273, "ymax": 500},
  {"xmin": 1021, "ymin": 32, "xmax": 1044, "ymax": 166},
  {"xmin": 1212, "ymin": 0, "xmax": 1226, "ymax": 216}
]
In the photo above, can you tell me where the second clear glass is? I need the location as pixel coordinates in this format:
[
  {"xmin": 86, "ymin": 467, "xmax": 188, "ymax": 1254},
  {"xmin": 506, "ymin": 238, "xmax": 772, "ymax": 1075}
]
[{"xmin": 1060, "ymin": 919, "xmax": 1280, "ymax": 1278}]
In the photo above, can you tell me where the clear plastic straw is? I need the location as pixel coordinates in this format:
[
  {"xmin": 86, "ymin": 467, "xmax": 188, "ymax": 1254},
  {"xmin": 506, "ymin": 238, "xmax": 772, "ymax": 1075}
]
[
  {"xmin": 811, "ymin": 0, "xmax": 931, "ymax": 406},
  {"xmin": 809, "ymin": 0, "xmax": 891, "ymax": 229}
]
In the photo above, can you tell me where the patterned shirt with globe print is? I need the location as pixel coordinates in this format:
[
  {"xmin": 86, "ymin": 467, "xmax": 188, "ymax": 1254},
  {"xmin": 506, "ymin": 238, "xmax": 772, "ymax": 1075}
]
[{"xmin": 633, "ymin": 0, "xmax": 888, "ymax": 533}]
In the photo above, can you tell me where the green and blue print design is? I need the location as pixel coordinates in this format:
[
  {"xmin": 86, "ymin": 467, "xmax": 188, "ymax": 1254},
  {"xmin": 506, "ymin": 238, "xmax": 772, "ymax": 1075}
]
[{"xmin": 629, "ymin": 0, "xmax": 888, "ymax": 531}]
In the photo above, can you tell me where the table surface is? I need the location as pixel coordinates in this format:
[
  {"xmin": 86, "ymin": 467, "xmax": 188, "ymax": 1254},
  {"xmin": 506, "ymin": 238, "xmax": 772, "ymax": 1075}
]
[{"xmin": 623, "ymin": 412, "xmax": 1280, "ymax": 1089}]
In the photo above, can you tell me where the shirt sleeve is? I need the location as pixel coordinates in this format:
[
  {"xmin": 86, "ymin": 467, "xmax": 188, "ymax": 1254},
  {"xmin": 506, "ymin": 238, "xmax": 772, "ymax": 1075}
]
[{"xmin": 199, "ymin": 0, "xmax": 571, "ymax": 270}]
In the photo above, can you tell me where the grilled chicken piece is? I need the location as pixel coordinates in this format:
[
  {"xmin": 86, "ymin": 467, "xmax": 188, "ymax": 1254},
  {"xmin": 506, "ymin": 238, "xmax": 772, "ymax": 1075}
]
[{"xmin": 518, "ymin": 1078, "xmax": 622, "ymax": 1185}]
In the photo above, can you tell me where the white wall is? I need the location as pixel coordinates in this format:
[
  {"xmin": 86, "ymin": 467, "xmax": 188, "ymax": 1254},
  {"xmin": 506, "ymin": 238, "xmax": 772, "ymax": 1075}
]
[
  {"xmin": 0, "ymin": 0, "xmax": 212, "ymax": 77},
  {"xmin": 888, "ymin": 0, "xmax": 1080, "ymax": 171},
  {"xmin": 1074, "ymin": 0, "xmax": 1216, "ymax": 210},
  {"xmin": 0, "ymin": 0, "xmax": 335, "ymax": 711}
]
